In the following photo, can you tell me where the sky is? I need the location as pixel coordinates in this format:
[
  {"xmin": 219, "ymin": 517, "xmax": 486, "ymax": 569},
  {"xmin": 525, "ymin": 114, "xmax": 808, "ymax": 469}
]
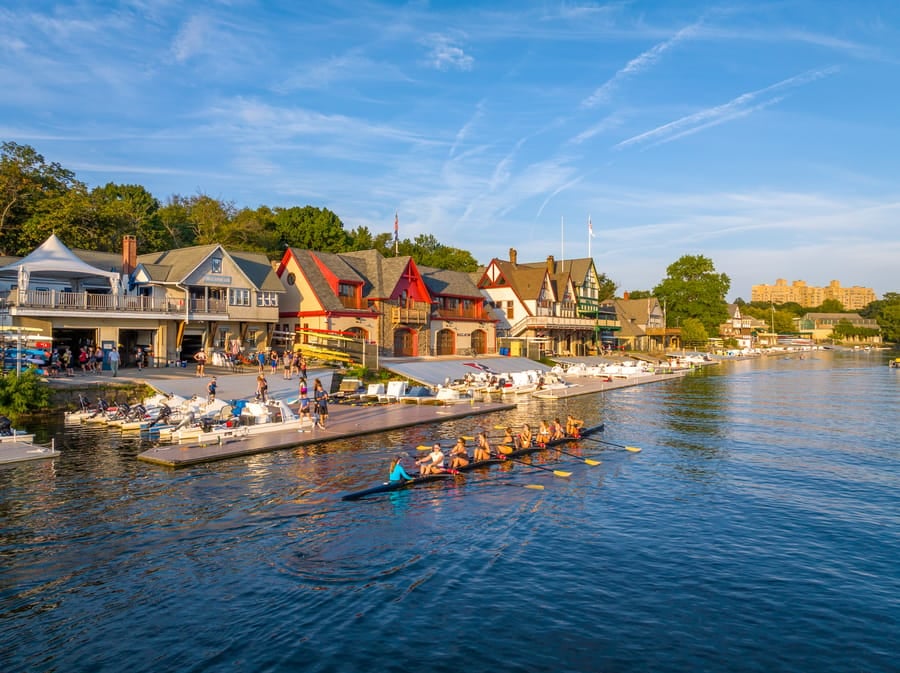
[{"xmin": 2, "ymin": 1, "xmax": 899, "ymax": 301}]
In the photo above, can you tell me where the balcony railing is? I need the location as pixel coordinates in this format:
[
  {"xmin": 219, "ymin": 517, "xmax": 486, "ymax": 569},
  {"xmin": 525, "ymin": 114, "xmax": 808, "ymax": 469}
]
[
  {"xmin": 432, "ymin": 307, "xmax": 492, "ymax": 321},
  {"xmin": 507, "ymin": 315, "xmax": 621, "ymax": 336},
  {"xmin": 1, "ymin": 290, "xmax": 228, "ymax": 315}
]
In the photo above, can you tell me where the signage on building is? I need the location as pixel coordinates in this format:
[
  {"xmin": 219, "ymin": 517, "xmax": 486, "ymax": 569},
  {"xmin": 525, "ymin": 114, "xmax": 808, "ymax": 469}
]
[{"xmin": 202, "ymin": 275, "xmax": 233, "ymax": 285}]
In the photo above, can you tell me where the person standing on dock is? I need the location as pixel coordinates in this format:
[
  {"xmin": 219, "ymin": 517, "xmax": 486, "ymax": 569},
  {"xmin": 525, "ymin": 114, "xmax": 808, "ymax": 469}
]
[
  {"xmin": 107, "ymin": 346, "xmax": 120, "ymax": 377},
  {"xmin": 194, "ymin": 350, "xmax": 207, "ymax": 377},
  {"xmin": 256, "ymin": 374, "xmax": 268, "ymax": 402},
  {"xmin": 313, "ymin": 378, "xmax": 329, "ymax": 429}
]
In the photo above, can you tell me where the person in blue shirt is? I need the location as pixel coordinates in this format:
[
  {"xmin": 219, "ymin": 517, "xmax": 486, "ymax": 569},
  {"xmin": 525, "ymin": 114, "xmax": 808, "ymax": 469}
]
[{"xmin": 389, "ymin": 453, "xmax": 413, "ymax": 482}]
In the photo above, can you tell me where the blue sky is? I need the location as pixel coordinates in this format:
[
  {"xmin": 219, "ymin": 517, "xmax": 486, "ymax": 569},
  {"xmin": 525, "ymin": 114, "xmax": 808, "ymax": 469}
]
[{"xmin": 2, "ymin": 1, "xmax": 898, "ymax": 301}]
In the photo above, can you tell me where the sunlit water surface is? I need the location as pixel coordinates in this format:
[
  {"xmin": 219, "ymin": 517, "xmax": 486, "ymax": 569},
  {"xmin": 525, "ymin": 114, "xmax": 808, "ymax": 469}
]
[{"xmin": 2, "ymin": 351, "xmax": 898, "ymax": 672}]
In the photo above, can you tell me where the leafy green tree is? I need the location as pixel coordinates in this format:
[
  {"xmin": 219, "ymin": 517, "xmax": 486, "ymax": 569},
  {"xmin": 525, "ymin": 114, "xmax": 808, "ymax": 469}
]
[
  {"xmin": 596, "ymin": 273, "xmax": 617, "ymax": 303},
  {"xmin": 862, "ymin": 292, "xmax": 900, "ymax": 343},
  {"xmin": 156, "ymin": 196, "xmax": 195, "ymax": 249},
  {"xmin": 188, "ymin": 194, "xmax": 235, "ymax": 245},
  {"xmin": 405, "ymin": 234, "xmax": 478, "ymax": 272},
  {"xmin": 818, "ymin": 298, "xmax": 845, "ymax": 313},
  {"xmin": 1, "ymin": 142, "xmax": 80, "ymax": 254},
  {"xmin": 680, "ymin": 317, "xmax": 709, "ymax": 349},
  {"xmin": 652, "ymin": 255, "xmax": 730, "ymax": 336},
  {"xmin": 624, "ymin": 290, "xmax": 652, "ymax": 299},
  {"xmin": 92, "ymin": 183, "xmax": 163, "ymax": 251},
  {"xmin": 20, "ymin": 185, "xmax": 104, "ymax": 251},
  {"xmin": 226, "ymin": 206, "xmax": 279, "ymax": 253},
  {"xmin": 274, "ymin": 206, "xmax": 349, "ymax": 252},
  {"xmin": 0, "ymin": 369, "xmax": 52, "ymax": 414}
]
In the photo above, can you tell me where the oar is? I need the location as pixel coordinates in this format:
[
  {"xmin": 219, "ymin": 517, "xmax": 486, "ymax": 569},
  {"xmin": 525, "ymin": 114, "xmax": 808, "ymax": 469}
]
[
  {"xmin": 581, "ymin": 437, "xmax": 642, "ymax": 452},
  {"xmin": 546, "ymin": 446, "xmax": 601, "ymax": 465},
  {"xmin": 497, "ymin": 446, "xmax": 572, "ymax": 477}
]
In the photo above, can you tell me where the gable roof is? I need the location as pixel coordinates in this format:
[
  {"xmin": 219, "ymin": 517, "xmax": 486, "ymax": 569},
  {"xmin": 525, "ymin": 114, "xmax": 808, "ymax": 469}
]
[
  {"xmin": 137, "ymin": 244, "xmax": 282, "ymax": 291},
  {"xmin": 419, "ymin": 265, "xmax": 482, "ymax": 298},
  {"xmin": 482, "ymin": 259, "xmax": 550, "ymax": 302}
]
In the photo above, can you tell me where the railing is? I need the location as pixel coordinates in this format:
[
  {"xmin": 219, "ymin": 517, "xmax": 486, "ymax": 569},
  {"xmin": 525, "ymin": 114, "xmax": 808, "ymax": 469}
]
[
  {"xmin": 389, "ymin": 301, "xmax": 430, "ymax": 325},
  {"xmin": 507, "ymin": 315, "xmax": 621, "ymax": 336},
  {"xmin": 338, "ymin": 295, "xmax": 364, "ymax": 309},
  {"xmin": 2, "ymin": 290, "xmax": 228, "ymax": 315},
  {"xmin": 432, "ymin": 308, "xmax": 492, "ymax": 320}
]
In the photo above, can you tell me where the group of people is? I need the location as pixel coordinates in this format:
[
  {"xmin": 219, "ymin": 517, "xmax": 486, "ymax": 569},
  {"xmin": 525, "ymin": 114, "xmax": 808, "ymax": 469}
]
[
  {"xmin": 297, "ymin": 377, "xmax": 329, "ymax": 430},
  {"xmin": 388, "ymin": 414, "xmax": 584, "ymax": 481},
  {"xmin": 253, "ymin": 349, "xmax": 307, "ymax": 380}
]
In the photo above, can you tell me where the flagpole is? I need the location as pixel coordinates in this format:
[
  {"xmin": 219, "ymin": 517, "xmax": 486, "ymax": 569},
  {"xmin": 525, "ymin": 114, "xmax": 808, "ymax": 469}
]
[
  {"xmin": 561, "ymin": 215, "xmax": 564, "ymax": 265},
  {"xmin": 588, "ymin": 214, "xmax": 591, "ymax": 260}
]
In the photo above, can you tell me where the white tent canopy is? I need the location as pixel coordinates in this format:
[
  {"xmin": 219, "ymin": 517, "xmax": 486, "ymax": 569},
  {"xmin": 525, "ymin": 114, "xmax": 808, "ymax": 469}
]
[{"xmin": 0, "ymin": 234, "xmax": 120, "ymax": 293}]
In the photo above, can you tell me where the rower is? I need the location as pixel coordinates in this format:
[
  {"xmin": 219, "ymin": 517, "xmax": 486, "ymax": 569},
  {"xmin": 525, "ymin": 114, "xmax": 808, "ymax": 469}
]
[
  {"xmin": 389, "ymin": 453, "xmax": 414, "ymax": 482},
  {"xmin": 519, "ymin": 423, "xmax": 533, "ymax": 448},
  {"xmin": 550, "ymin": 417, "xmax": 565, "ymax": 441},
  {"xmin": 502, "ymin": 426, "xmax": 516, "ymax": 448},
  {"xmin": 536, "ymin": 420, "xmax": 551, "ymax": 446},
  {"xmin": 449, "ymin": 437, "xmax": 470, "ymax": 469},
  {"xmin": 416, "ymin": 443, "xmax": 446, "ymax": 475},
  {"xmin": 565, "ymin": 414, "xmax": 584, "ymax": 437},
  {"xmin": 473, "ymin": 431, "xmax": 492, "ymax": 461}
]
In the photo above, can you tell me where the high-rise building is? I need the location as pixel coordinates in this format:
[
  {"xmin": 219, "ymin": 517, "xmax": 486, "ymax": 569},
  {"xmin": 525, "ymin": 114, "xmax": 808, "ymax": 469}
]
[{"xmin": 751, "ymin": 279, "xmax": 876, "ymax": 310}]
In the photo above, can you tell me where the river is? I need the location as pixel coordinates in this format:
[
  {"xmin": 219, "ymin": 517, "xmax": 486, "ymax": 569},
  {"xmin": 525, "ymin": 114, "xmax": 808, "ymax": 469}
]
[{"xmin": 2, "ymin": 351, "xmax": 898, "ymax": 673}]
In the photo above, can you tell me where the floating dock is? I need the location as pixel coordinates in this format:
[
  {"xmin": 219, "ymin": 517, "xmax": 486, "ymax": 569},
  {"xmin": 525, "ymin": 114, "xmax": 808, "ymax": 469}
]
[{"xmin": 0, "ymin": 440, "xmax": 60, "ymax": 465}]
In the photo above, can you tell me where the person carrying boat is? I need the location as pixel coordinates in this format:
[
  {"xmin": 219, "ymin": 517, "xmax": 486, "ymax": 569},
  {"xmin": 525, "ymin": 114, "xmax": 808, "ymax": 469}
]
[
  {"xmin": 473, "ymin": 431, "xmax": 492, "ymax": 462},
  {"xmin": 565, "ymin": 414, "xmax": 584, "ymax": 438},
  {"xmin": 389, "ymin": 453, "xmax": 414, "ymax": 482},
  {"xmin": 416, "ymin": 443, "xmax": 446, "ymax": 475},
  {"xmin": 449, "ymin": 437, "xmax": 470, "ymax": 469}
]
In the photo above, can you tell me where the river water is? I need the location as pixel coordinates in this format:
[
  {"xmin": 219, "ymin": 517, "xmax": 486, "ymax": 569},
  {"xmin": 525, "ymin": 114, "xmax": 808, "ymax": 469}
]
[{"xmin": 2, "ymin": 351, "xmax": 898, "ymax": 673}]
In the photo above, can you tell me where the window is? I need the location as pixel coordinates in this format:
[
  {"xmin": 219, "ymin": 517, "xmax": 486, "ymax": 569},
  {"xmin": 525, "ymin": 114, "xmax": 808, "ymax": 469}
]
[
  {"xmin": 229, "ymin": 288, "xmax": 250, "ymax": 306},
  {"xmin": 256, "ymin": 291, "xmax": 278, "ymax": 307},
  {"xmin": 211, "ymin": 257, "xmax": 223, "ymax": 273},
  {"xmin": 506, "ymin": 300, "xmax": 514, "ymax": 319}
]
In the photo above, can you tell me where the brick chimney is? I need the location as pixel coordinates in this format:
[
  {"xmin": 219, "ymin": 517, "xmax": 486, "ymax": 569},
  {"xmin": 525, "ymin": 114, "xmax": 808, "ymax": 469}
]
[
  {"xmin": 122, "ymin": 235, "xmax": 137, "ymax": 276},
  {"xmin": 547, "ymin": 255, "xmax": 555, "ymax": 274},
  {"xmin": 509, "ymin": 248, "xmax": 517, "ymax": 265},
  {"xmin": 623, "ymin": 291, "xmax": 630, "ymax": 300}
]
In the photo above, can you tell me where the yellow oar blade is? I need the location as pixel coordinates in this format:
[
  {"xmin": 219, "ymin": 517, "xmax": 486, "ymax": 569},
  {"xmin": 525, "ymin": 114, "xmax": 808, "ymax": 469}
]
[
  {"xmin": 626, "ymin": 446, "xmax": 642, "ymax": 452},
  {"xmin": 553, "ymin": 470, "xmax": 572, "ymax": 477},
  {"xmin": 415, "ymin": 445, "xmax": 432, "ymax": 451},
  {"xmin": 524, "ymin": 484, "xmax": 545, "ymax": 490},
  {"xmin": 461, "ymin": 435, "xmax": 475, "ymax": 440},
  {"xmin": 493, "ymin": 425, "xmax": 507, "ymax": 430},
  {"xmin": 585, "ymin": 458, "xmax": 602, "ymax": 466}
]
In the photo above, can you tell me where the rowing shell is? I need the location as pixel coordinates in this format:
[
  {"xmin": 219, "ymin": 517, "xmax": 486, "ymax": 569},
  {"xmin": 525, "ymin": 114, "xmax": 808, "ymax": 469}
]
[
  {"xmin": 341, "ymin": 422, "xmax": 604, "ymax": 500},
  {"xmin": 341, "ymin": 472, "xmax": 456, "ymax": 501}
]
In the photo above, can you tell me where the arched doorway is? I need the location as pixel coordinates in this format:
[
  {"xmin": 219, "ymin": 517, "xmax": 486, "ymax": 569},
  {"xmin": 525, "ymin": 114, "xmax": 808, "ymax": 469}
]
[
  {"xmin": 345, "ymin": 326, "xmax": 367, "ymax": 341},
  {"xmin": 393, "ymin": 328, "xmax": 415, "ymax": 356},
  {"xmin": 436, "ymin": 328, "xmax": 455, "ymax": 355},
  {"xmin": 470, "ymin": 329, "xmax": 487, "ymax": 355}
]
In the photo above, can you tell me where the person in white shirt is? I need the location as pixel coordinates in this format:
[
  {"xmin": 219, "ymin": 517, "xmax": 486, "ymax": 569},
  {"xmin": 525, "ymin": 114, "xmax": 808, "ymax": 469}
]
[{"xmin": 416, "ymin": 444, "xmax": 446, "ymax": 475}]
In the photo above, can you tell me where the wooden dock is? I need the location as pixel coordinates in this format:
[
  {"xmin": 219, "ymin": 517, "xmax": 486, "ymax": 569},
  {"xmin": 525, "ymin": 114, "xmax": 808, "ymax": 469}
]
[
  {"xmin": 0, "ymin": 440, "xmax": 60, "ymax": 465},
  {"xmin": 137, "ymin": 399, "xmax": 516, "ymax": 468}
]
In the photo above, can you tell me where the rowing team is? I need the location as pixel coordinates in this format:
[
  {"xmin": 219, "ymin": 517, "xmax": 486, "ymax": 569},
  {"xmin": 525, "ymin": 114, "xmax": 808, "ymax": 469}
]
[{"xmin": 388, "ymin": 415, "xmax": 585, "ymax": 481}]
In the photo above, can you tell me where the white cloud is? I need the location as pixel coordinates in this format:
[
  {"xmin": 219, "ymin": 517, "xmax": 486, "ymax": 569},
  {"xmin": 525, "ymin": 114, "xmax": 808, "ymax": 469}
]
[{"xmin": 422, "ymin": 34, "xmax": 474, "ymax": 71}]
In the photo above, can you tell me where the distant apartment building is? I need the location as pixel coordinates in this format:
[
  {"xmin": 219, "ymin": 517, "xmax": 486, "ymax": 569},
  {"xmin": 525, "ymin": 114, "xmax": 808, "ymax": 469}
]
[{"xmin": 751, "ymin": 279, "xmax": 876, "ymax": 310}]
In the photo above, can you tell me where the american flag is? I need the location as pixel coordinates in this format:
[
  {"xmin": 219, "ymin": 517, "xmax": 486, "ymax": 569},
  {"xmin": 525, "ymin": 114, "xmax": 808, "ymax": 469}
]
[{"xmin": 394, "ymin": 212, "xmax": 399, "ymax": 241}]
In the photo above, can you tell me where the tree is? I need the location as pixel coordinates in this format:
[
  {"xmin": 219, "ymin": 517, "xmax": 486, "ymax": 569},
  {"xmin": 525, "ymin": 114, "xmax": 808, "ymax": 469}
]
[
  {"xmin": 863, "ymin": 292, "xmax": 900, "ymax": 343},
  {"xmin": 652, "ymin": 255, "xmax": 730, "ymax": 335},
  {"xmin": 226, "ymin": 206, "xmax": 279, "ymax": 253},
  {"xmin": 624, "ymin": 289, "xmax": 652, "ymax": 299},
  {"xmin": 19, "ymin": 185, "xmax": 104, "ymax": 251},
  {"xmin": 405, "ymin": 234, "xmax": 478, "ymax": 272},
  {"xmin": 188, "ymin": 194, "xmax": 236, "ymax": 245},
  {"xmin": 819, "ymin": 298, "xmax": 845, "ymax": 313},
  {"xmin": 274, "ymin": 206, "xmax": 349, "ymax": 252},
  {"xmin": 680, "ymin": 317, "xmax": 709, "ymax": 349},
  {"xmin": 91, "ymin": 183, "xmax": 163, "ymax": 251},
  {"xmin": 0, "ymin": 142, "xmax": 80, "ymax": 254}
]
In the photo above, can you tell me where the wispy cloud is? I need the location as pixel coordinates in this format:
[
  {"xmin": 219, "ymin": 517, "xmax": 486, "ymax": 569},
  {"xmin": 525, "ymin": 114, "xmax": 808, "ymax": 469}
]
[
  {"xmin": 615, "ymin": 66, "xmax": 840, "ymax": 150},
  {"xmin": 582, "ymin": 22, "xmax": 702, "ymax": 108},
  {"xmin": 422, "ymin": 34, "xmax": 474, "ymax": 71}
]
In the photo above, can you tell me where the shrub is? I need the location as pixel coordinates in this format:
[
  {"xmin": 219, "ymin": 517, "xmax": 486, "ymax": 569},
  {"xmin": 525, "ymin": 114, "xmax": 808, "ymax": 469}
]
[{"xmin": 0, "ymin": 370, "xmax": 52, "ymax": 414}]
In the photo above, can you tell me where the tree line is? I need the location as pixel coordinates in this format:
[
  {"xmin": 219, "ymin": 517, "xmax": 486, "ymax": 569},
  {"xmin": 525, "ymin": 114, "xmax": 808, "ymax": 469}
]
[{"xmin": 0, "ymin": 141, "xmax": 479, "ymax": 271}]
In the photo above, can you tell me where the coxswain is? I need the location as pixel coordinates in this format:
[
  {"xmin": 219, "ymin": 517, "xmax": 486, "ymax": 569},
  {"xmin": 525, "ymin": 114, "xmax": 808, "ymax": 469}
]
[{"xmin": 389, "ymin": 453, "xmax": 414, "ymax": 482}]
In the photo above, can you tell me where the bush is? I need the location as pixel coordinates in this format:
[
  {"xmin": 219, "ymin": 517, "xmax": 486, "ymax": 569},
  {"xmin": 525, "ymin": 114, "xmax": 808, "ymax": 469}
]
[{"xmin": 0, "ymin": 370, "xmax": 52, "ymax": 414}]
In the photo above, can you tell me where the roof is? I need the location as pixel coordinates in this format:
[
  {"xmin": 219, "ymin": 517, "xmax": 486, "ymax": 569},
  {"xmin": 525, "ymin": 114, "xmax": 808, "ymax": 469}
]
[
  {"xmin": 137, "ymin": 244, "xmax": 282, "ymax": 290},
  {"xmin": 419, "ymin": 265, "xmax": 482, "ymax": 298},
  {"xmin": 487, "ymin": 259, "xmax": 550, "ymax": 301},
  {"xmin": 288, "ymin": 248, "xmax": 369, "ymax": 313},
  {"xmin": 0, "ymin": 234, "xmax": 120, "ymax": 283}
]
